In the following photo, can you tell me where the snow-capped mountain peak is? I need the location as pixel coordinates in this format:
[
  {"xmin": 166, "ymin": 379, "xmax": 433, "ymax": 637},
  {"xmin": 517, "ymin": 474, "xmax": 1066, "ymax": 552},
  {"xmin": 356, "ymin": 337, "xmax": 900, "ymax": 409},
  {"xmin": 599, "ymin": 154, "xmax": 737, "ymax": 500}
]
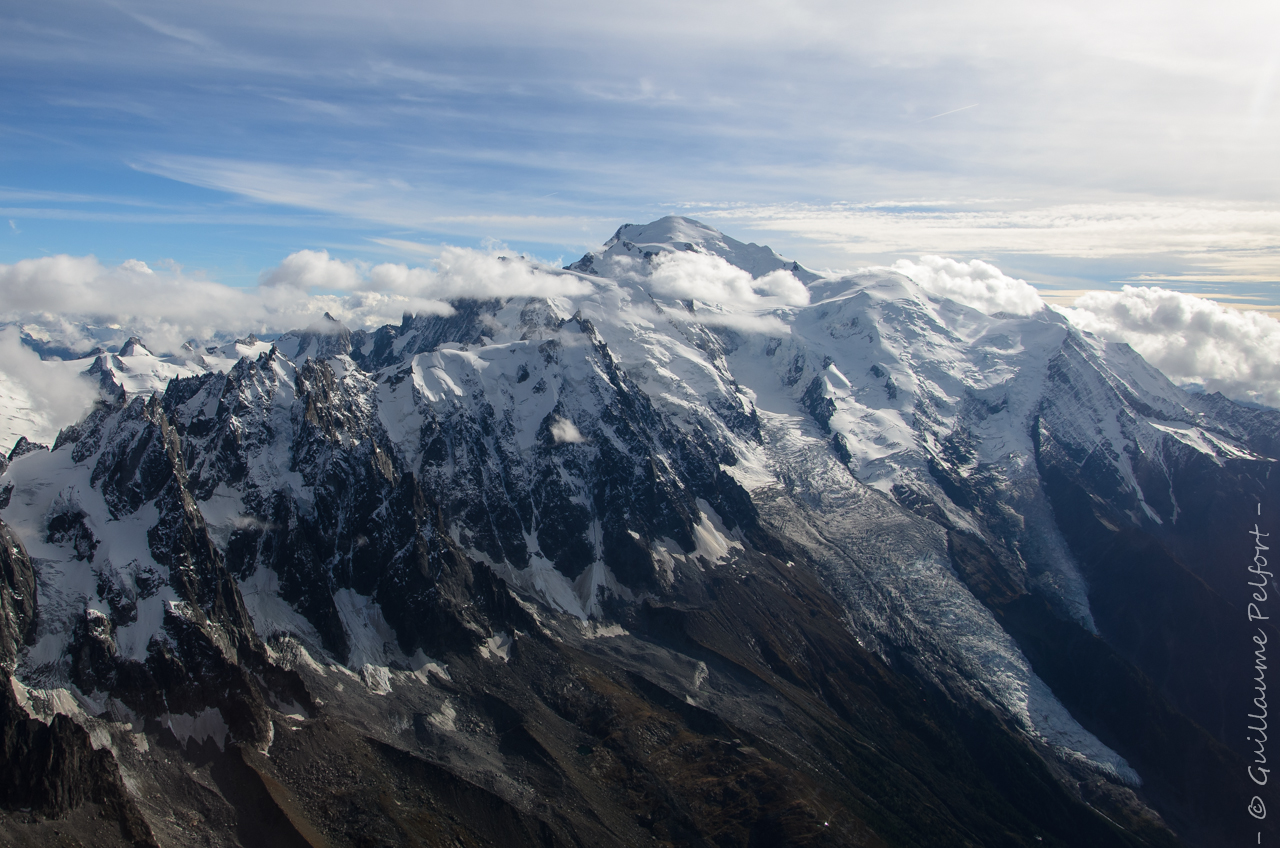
[{"xmin": 568, "ymin": 215, "xmax": 820, "ymax": 284}]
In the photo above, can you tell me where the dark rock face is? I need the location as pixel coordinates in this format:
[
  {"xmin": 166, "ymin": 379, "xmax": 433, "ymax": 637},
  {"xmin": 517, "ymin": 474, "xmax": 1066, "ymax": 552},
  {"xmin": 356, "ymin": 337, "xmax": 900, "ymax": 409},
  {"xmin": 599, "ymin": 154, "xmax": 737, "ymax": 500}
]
[
  {"xmin": 0, "ymin": 519, "xmax": 37, "ymax": 671},
  {"xmin": 1025, "ymin": 338, "xmax": 1280, "ymax": 747},
  {"xmin": 164, "ymin": 308, "xmax": 761, "ymax": 661},
  {"xmin": 889, "ymin": 328, "xmax": 1280, "ymax": 845},
  {"xmin": 800, "ymin": 318, "xmax": 1280, "ymax": 846},
  {"xmin": 6, "ymin": 436, "xmax": 47, "ymax": 463},
  {"xmin": 0, "ymin": 670, "xmax": 156, "ymax": 846},
  {"xmin": 47, "ymin": 389, "xmax": 298, "ymax": 751},
  {"xmin": 801, "ymin": 373, "xmax": 836, "ymax": 432},
  {"xmin": 45, "ymin": 502, "xmax": 99, "ymax": 562},
  {"xmin": 162, "ymin": 351, "xmax": 505, "ymax": 663},
  {"xmin": 0, "ymin": 517, "xmax": 155, "ymax": 846},
  {"xmin": 83, "ymin": 354, "xmax": 128, "ymax": 407},
  {"xmin": 351, "ymin": 301, "xmax": 505, "ymax": 371},
  {"xmin": 282, "ymin": 312, "xmax": 353, "ymax": 362}
]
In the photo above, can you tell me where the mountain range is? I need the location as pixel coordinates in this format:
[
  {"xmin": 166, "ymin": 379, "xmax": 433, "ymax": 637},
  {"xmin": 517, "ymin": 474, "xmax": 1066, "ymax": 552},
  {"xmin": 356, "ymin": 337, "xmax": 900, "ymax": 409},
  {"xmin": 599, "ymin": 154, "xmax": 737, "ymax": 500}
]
[{"xmin": 0, "ymin": 216, "xmax": 1274, "ymax": 847}]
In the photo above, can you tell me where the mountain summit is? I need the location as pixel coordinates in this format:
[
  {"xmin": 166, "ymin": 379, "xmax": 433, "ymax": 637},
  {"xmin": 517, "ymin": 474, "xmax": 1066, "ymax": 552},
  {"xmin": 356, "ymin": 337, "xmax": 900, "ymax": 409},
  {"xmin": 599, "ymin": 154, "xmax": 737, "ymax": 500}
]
[
  {"xmin": 0, "ymin": 218, "xmax": 1271, "ymax": 846},
  {"xmin": 567, "ymin": 215, "xmax": 821, "ymax": 283}
]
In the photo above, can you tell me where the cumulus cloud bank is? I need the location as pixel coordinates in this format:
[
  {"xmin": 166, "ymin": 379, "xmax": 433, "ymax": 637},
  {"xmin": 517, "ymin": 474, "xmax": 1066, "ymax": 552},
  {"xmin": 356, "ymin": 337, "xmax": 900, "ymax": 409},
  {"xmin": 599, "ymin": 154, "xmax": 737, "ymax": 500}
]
[
  {"xmin": 891, "ymin": 254, "xmax": 1280, "ymax": 408},
  {"xmin": 1063, "ymin": 287, "xmax": 1280, "ymax": 408},
  {"xmin": 263, "ymin": 247, "xmax": 594, "ymax": 302},
  {"xmin": 892, "ymin": 256, "xmax": 1045, "ymax": 317},
  {"xmin": 879, "ymin": 254, "xmax": 1280, "ymax": 407},
  {"xmin": 4, "ymin": 243, "xmax": 1278, "ymax": 437},
  {"xmin": 376, "ymin": 247, "xmax": 595, "ymax": 301},
  {"xmin": 261, "ymin": 248, "xmax": 362, "ymax": 290},
  {"xmin": 0, "ymin": 248, "xmax": 593, "ymax": 356}
]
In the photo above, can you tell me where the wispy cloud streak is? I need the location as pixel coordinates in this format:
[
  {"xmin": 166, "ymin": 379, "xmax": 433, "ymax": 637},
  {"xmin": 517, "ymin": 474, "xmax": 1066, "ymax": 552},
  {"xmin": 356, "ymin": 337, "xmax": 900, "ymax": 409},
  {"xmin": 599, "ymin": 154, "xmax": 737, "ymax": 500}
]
[{"xmin": 919, "ymin": 104, "xmax": 979, "ymax": 122}]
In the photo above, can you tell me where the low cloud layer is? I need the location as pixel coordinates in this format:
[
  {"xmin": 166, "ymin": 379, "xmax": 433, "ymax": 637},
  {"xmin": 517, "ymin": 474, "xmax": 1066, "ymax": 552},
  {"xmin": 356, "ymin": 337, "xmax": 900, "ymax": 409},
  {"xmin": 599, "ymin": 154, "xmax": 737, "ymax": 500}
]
[
  {"xmin": 261, "ymin": 248, "xmax": 362, "ymax": 290},
  {"xmin": 0, "ymin": 248, "xmax": 594, "ymax": 357},
  {"xmin": 1063, "ymin": 286, "xmax": 1280, "ymax": 408},
  {"xmin": 376, "ymin": 247, "xmax": 595, "ymax": 301},
  {"xmin": 263, "ymin": 246, "xmax": 595, "ymax": 302},
  {"xmin": 892, "ymin": 256, "xmax": 1045, "ymax": 316},
  {"xmin": 4, "ymin": 244, "xmax": 1279, "ymax": 454},
  {"xmin": 696, "ymin": 202, "xmax": 1280, "ymax": 281}
]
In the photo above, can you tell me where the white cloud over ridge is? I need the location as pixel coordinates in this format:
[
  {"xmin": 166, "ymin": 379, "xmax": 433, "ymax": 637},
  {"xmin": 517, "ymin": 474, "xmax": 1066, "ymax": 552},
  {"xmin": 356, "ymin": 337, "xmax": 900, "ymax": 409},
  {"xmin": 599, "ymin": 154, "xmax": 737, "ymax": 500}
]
[
  {"xmin": 1063, "ymin": 286, "xmax": 1280, "ymax": 408},
  {"xmin": 644, "ymin": 251, "xmax": 809, "ymax": 307},
  {"xmin": 261, "ymin": 248, "xmax": 361, "ymax": 289},
  {"xmin": 892, "ymin": 256, "xmax": 1045, "ymax": 316},
  {"xmin": 261, "ymin": 247, "xmax": 594, "ymax": 302},
  {"xmin": 0, "ymin": 248, "xmax": 593, "ymax": 356},
  {"xmin": 3, "ymin": 243, "xmax": 1278, "ymax": 431},
  {"xmin": 891, "ymin": 254, "xmax": 1280, "ymax": 408}
]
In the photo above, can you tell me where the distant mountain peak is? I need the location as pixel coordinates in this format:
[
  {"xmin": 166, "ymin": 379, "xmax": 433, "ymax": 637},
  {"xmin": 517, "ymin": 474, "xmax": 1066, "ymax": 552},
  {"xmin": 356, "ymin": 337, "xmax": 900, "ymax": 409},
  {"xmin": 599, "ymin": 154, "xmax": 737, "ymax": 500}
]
[
  {"xmin": 602, "ymin": 216, "xmax": 725, "ymax": 251},
  {"xmin": 117, "ymin": 336, "xmax": 151, "ymax": 357}
]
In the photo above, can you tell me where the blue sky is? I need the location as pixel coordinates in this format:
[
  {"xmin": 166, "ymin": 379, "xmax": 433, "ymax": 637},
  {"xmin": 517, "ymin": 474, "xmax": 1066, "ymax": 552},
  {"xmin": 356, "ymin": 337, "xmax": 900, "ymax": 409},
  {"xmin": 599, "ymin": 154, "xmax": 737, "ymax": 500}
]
[{"xmin": 2, "ymin": 0, "xmax": 1279, "ymax": 308}]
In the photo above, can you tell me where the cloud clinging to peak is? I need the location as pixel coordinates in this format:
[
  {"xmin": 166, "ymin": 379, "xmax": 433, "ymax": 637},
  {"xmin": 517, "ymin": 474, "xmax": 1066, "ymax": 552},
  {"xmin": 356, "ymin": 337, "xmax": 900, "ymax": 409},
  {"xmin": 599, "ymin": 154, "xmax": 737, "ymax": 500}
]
[
  {"xmin": 0, "ymin": 328, "xmax": 97, "ymax": 450},
  {"xmin": 260, "ymin": 246, "xmax": 595, "ymax": 301},
  {"xmin": 549, "ymin": 417, "xmax": 585, "ymax": 444},
  {"xmin": 644, "ymin": 251, "xmax": 809, "ymax": 307}
]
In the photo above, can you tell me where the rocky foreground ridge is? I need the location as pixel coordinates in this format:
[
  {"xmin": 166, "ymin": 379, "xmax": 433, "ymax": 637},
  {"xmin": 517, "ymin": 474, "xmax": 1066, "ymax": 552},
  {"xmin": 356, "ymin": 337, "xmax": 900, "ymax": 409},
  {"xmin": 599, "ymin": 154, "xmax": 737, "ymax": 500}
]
[{"xmin": 0, "ymin": 217, "xmax": 1276, "ymax": 847}]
